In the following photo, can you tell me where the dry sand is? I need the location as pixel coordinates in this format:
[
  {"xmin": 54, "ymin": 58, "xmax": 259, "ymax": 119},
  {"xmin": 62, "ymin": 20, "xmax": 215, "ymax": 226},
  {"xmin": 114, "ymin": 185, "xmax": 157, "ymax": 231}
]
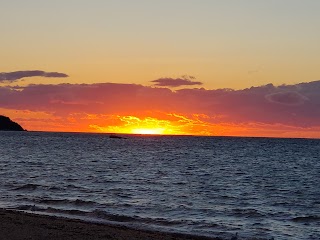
[{"xmin": 0, "ymin": 209, "xmax": 221, "ymax": 240}]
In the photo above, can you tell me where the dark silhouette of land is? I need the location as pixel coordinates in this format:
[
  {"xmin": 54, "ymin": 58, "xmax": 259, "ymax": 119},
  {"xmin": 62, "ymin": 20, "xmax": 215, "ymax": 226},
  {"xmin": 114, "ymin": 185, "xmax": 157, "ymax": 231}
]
[
  {"xmin": 109, "ymin": 134, "xmax": 126, "ymax": 139},
  {"xmin": 0, "ymin": 115, "xmax": 25, "ymax": 131}
]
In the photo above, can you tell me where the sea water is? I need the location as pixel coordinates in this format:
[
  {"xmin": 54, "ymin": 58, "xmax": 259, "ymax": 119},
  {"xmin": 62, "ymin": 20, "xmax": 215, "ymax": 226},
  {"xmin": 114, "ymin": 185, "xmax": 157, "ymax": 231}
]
[{"xmin": 0, "ymin": 131, "xmax": 319, "ymax": 240}]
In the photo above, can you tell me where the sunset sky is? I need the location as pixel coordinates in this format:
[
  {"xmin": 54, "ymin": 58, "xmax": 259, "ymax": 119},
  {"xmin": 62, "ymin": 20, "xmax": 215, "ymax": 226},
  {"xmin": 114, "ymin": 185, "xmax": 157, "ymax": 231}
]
[{"xmin": 1, "ymin": 0, "xmax": 320, "ymax": 138}]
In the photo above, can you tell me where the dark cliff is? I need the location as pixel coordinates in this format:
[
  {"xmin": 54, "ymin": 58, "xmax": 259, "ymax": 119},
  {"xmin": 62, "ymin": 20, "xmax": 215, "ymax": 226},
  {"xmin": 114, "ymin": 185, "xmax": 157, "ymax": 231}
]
[{"xmin": 0, "ymin": 115, "xmax": 25, "ymax": 131}]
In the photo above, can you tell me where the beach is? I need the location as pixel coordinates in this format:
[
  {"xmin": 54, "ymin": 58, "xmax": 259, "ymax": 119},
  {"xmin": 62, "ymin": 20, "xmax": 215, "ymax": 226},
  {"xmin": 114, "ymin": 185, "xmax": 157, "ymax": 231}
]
[{"xmin": 0, "ymin": 209, "xmax": 219, "ymax": 240}]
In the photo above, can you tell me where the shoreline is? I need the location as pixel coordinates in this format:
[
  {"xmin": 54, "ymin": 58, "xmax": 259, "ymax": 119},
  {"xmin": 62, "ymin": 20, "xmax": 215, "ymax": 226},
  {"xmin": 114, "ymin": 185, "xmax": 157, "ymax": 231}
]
[{"xmin": 0, "ymin": 209, "xmax": 221, "ymax": 240}]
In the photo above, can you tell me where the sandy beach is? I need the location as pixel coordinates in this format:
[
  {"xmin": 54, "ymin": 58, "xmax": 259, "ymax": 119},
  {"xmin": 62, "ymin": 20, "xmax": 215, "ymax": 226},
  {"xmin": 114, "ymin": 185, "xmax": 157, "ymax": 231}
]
[{"xmin": 0, "ymin": 209, "xmax": 220, "ymax": 240}]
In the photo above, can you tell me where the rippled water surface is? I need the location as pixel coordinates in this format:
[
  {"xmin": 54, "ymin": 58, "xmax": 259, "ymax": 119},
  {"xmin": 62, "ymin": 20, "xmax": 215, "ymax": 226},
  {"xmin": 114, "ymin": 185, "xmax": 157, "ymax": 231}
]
[{"xmin": 0, "ymin": 132, "xmax": 319, "ymax": 239}]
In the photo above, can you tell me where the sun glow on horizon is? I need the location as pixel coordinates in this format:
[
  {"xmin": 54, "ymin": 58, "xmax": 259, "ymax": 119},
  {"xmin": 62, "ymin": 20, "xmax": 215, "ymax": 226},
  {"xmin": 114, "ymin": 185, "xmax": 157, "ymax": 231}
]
[
  {"xmin": 88, "ymin": 113, "xmax": 216, "ymax": 136},
  {"xmin": 131, "ymin": 128, "xmax": 165, "ymax": 135}
]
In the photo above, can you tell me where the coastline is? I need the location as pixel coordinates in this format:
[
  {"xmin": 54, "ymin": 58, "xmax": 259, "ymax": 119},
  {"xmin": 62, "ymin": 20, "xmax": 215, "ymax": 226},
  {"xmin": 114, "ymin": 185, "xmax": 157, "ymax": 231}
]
[{"xmin": 0, "ymin": 209, "xmax": 220, "ymax": 240}]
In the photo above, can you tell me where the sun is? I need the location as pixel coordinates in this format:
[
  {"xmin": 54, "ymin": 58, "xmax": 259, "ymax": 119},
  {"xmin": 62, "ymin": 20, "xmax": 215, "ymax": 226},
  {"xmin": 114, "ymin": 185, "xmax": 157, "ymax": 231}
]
[{"xmin": 131, "ymin": 128, "xmax": 165, "ymax": 135}]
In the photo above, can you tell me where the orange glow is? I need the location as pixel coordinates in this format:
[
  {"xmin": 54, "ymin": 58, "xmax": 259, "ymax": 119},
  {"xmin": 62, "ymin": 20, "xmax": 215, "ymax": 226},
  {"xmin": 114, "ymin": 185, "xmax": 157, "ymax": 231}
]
[{"xmin": 4, "ymin": 108, "xmax": 320, "ymax": 139}]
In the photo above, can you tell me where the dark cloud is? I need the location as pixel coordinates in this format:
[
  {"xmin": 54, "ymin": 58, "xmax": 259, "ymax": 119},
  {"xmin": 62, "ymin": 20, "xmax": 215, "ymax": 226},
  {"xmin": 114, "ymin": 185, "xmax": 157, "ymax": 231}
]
[
  {"xmin": 151, "ymin": 76, "xmax": 202, "ymax": 87},
  {"xmin": 0, "ymin": 70, "xmax": 69, "ymax": 82}
]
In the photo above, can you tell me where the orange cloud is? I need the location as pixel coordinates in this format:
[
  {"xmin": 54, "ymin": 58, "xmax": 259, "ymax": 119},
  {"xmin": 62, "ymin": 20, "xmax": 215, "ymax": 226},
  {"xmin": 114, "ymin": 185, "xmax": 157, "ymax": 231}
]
[
  {"xmin": 88, "ymin": 113, "xmax": 217, "ymax": 135},
  {"xmin": 1, "ymin": 80, "xmax": 320, "ymax": 138}
]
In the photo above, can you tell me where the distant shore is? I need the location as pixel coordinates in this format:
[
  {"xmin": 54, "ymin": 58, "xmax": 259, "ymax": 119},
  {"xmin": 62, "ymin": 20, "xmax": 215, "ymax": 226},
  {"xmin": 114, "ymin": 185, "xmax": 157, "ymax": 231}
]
[{"xmin": 0, "ymin": 209, "xmax": 220, "ymax": 240}]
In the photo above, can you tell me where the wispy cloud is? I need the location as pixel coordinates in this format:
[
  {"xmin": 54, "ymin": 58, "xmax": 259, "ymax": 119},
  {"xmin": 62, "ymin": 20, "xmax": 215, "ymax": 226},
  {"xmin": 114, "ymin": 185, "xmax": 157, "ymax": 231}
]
[
  {"xmin": 0, "ymin": 70, "xmax": 69, "ymax": 82},
  {"xmin": 151, "ymin": 76, "xmax": 202, "ymax": 87}
]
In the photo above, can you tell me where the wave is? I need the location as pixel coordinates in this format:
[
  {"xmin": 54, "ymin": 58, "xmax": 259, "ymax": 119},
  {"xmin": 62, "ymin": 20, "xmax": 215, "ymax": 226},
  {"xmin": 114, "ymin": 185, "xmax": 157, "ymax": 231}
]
[
  {"xmin": 13, "ymin": 184, "xmax": 40, "ymax": 191},
  {"xmin": 291, "ymin": 216, "xmax": 320, "ymax": 223},
  {"xmin": 231, "ymin": 208, "xmax": 266, "ymax": 218},
  {"xmin": 12, "ymin": 205, "xmax": 202, "ymax": 228},
  {"xmin": 11, "ymin": 183, "xmax": 85, "ymax": 193},
  {"xmin": 48, "ymin": 186, "xmax": 63, "ymax": 191},
  {"xmin": 36, "ymin": 198, "xmax": 96, "ymax": 206},
  {"xmin": 11, "ymin": 183, "xmax": 68, "ymax": 192},
  {"xmin": 8, "ymin": 205, "xmax": 222, "ymax": 240},
  {"xmin": 16, "ymin": 205, "xmax": 46, "ymax": 211},
  {"xmin": 46, "ymin": 207, "xmax": 87, "ymax": 216}
]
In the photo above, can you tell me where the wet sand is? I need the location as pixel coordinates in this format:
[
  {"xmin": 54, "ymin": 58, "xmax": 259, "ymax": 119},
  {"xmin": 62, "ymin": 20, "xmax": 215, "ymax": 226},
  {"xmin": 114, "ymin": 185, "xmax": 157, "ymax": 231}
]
[{"xmin": 0, "ymin": 209, "xmax": 220, "ymax": 240}]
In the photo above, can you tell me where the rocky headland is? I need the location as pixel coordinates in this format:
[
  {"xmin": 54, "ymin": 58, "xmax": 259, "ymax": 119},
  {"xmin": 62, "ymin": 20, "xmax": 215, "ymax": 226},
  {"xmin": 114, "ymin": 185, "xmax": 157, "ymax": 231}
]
[{"xmin": 0, "ymin": 115, "xmax": 25, "ymax": 131}]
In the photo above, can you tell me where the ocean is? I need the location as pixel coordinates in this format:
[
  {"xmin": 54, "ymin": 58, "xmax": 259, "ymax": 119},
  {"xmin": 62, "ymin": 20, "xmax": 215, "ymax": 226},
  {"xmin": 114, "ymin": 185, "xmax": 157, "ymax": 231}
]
[{"xmin": 0, "ymin": 131, "xmax": 319, "ymax": 239}]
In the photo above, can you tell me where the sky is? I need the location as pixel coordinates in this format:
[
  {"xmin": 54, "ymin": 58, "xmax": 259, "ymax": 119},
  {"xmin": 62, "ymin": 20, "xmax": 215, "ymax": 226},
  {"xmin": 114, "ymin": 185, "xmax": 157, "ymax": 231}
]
[{"xmin": 1, "ymin": 0, "xmax": 320, "ymax": 138}]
